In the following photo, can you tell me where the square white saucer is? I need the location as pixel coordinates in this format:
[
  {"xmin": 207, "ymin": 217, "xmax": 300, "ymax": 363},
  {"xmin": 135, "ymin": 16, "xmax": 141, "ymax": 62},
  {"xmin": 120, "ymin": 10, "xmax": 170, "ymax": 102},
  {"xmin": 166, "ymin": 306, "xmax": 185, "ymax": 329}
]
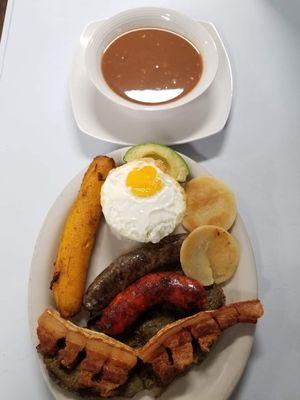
[{"xmin": 70, "ymin": 21, "xmax": 233, "ymax": 145}]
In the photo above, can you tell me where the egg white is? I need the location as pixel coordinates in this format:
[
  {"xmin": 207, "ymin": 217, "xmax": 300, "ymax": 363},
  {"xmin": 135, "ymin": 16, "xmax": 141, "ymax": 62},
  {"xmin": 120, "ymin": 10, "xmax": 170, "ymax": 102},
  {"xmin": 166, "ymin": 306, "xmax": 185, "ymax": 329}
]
[{"xmin": 101, "ymin": 160, "xmax": 186, "ymax": 243}]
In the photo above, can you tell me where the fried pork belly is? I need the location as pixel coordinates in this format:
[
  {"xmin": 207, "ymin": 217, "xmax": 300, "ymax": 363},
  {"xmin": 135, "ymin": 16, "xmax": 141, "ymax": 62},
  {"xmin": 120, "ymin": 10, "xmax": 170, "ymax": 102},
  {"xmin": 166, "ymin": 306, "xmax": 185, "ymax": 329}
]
[
  {"xmin": 37, "ymin": 310, "xmax": 137, "ymax": 397},
  {"xmin": 138, "ymin": 300, "xmax": 263, "ymax": 385},
  {"xmin": 37, "ymin": 300, "xmax": 263, "ymax": 396}
]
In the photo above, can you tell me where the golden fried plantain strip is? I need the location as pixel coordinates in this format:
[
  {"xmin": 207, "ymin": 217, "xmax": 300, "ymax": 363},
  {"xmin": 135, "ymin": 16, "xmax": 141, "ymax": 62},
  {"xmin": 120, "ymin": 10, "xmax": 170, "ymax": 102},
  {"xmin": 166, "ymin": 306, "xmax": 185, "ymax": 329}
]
[{"xmin": 52, "ymin": 156, "xmax": 115, "ymax": 318}]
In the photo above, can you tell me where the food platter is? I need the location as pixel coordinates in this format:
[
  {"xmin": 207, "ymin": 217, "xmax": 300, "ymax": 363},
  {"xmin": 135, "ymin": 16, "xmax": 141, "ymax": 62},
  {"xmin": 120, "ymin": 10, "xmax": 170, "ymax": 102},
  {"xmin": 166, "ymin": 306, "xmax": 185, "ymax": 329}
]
[{"xmin": 29, "ymin": 147, "xmax": 258, "ymax": 400}]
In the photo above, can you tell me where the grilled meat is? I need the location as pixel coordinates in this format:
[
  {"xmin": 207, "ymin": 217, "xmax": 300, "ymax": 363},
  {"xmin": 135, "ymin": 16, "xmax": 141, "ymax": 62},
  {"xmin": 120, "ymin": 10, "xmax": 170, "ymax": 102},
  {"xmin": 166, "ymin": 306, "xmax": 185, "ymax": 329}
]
[
  {"xmin": 83, "ymin": 234, "xmax": 187, "ymax": 313},
  {"xmin": 98, "ymin": 272, "xmax": 207, "ymax": 336},
  {"xmin": 37, "ymin": 310, "xmax": 137, "ymax": 397},
  {"xmin": 37, "ymin": 300, "xmax": 263, "ymax": 398},
  {"xmin": 139, "ymin": 300, "xmax": 264, "ymax": 385}
]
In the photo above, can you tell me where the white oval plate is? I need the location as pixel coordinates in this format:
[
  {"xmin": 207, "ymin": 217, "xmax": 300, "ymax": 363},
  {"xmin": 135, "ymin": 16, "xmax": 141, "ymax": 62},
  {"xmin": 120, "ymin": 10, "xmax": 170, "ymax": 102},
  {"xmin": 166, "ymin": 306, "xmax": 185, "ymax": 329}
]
[
  {"xmin": 29, "ymin": 148, "xmax": 258, "ymax": 400},
  {"xmin": 70, "ymin": 21, "xmax": 233, "ymax": 145}
]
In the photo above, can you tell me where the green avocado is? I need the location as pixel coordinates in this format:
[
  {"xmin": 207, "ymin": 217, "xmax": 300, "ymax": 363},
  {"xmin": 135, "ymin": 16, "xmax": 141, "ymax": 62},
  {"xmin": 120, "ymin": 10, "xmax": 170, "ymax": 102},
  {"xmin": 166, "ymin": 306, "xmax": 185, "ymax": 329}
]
[{"xmin": 123, "ymin": 143, "xmax": 190, "ymax": 182}]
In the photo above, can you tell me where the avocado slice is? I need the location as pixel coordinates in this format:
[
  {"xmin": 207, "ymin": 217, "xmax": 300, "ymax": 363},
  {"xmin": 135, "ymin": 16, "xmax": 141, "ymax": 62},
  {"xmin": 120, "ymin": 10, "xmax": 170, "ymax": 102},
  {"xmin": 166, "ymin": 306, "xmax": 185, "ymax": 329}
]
[{"xmin": 123, "ymin": 143, "xmax": 190, "ymax": 182}]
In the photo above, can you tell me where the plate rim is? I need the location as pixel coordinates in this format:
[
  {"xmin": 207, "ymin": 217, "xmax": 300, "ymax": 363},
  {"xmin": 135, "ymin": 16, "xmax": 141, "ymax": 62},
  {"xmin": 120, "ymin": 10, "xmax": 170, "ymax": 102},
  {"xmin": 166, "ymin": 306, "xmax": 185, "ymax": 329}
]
[{"xmin": 28, "ymin": 147, "xmax": 257, "ymax": 400}]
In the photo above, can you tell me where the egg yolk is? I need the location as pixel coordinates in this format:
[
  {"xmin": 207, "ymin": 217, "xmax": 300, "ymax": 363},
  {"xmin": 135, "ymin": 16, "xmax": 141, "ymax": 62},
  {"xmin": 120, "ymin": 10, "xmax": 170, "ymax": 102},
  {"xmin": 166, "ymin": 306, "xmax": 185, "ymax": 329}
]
[{"xmin": 126, "ymin": 166, "xmax": 163, "ymax": 197}]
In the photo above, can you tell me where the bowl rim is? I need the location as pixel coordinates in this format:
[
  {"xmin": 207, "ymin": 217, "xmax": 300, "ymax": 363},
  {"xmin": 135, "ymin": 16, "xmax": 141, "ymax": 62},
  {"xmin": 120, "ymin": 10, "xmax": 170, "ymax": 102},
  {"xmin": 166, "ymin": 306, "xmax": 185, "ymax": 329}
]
[{"xmin": 84, "ymin": 6, "xmax": 219, "ymax": 111}]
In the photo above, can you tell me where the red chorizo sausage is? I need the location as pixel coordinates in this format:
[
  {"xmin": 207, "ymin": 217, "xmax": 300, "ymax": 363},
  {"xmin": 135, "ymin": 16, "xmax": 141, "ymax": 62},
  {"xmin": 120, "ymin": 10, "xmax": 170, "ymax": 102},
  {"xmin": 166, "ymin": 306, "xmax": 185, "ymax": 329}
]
[
  {"xmin": 84, "ymin": 234, "xmax": 187, "ymax": 313},
  {"xmin": 98, "ymin": 272, "xmax": 207, "ymax": 335}
]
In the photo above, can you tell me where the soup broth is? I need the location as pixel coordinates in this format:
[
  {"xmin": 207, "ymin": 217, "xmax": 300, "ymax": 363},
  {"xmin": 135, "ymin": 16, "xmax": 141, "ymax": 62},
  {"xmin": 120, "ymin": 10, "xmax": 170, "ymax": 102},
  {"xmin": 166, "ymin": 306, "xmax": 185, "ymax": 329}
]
[{"xmin": 101, "ymin": 28, "xmax": 203, "ymax": 105}]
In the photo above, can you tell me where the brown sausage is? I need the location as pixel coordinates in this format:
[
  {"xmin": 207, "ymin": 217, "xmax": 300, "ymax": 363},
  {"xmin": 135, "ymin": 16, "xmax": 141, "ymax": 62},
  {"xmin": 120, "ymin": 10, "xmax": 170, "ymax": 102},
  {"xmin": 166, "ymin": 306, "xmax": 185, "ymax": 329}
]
[{"xmin": 83, "ymin": 234, "xmax": 187, "ymax": 313}]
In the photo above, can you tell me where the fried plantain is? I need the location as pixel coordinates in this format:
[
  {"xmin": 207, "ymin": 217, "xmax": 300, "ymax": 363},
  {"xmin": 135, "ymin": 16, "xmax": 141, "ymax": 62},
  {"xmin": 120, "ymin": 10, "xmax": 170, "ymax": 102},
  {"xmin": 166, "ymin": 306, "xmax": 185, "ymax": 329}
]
[{"xmin": 52, "ymin": 156, "xmax": 115, "ymax": 318}]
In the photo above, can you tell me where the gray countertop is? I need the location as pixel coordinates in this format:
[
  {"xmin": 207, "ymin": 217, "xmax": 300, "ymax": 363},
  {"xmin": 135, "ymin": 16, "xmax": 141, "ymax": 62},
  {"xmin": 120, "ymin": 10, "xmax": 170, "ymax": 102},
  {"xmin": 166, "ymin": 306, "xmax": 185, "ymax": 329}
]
[{"xmin": 0, "ymin": 0, "xmax": 299, "ymax": 399}]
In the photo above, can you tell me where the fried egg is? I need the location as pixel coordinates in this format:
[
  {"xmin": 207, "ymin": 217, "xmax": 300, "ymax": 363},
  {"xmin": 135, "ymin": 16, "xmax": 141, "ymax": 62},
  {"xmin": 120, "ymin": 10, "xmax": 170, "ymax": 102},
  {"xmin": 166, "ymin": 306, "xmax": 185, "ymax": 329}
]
[{"xmin": 101, "ymin": 159, "xmax": 186, "ymax": 243}]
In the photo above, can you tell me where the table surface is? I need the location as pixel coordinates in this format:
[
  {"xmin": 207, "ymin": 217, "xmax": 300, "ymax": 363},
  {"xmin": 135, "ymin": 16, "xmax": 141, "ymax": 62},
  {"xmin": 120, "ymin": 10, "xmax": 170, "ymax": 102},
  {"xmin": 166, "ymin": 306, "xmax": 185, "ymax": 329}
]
[{"xmin": 0, "ymin": 0, "xmax": 300, "ymax": 399}]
